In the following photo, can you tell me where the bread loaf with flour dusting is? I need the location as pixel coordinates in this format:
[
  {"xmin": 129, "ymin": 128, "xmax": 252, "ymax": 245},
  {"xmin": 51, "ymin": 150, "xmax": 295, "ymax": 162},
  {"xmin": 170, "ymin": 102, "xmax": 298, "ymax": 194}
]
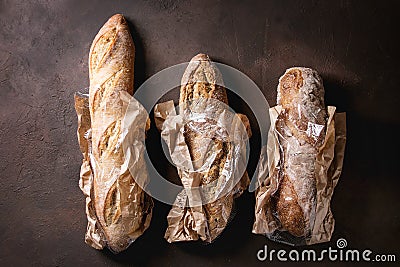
[{"xmin": 273, "ymin": 67, "xmax": 328, "ymax": 238}]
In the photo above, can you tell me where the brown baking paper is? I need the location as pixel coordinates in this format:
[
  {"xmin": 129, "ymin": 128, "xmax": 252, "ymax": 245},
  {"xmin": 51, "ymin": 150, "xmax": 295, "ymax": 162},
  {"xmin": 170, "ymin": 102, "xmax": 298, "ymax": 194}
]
[
  {"xmin": 253, "ymin": 105, "xmax": 346, "ymax": 245},
  {"xmin": 74, "ymin": 91, "xmax": 153, "ymax": 252},
  {"xmin": 154, "ymin": 100, "xmax": 251, "ymax": 243}
]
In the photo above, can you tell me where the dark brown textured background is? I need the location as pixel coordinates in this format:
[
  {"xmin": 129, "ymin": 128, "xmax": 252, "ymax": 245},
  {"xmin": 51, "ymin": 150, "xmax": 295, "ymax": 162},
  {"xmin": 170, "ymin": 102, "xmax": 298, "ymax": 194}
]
[{"xmin": 1, "ymin": 0, "xmax": 399, "ymax": 266}]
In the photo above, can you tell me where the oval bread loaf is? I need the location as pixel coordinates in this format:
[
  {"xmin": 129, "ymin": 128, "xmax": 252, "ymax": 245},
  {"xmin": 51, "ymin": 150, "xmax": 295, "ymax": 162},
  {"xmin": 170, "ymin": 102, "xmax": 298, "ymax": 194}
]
[{"xmin": 273, "ymin": 67, "xmax": 328, "ymax": 238}]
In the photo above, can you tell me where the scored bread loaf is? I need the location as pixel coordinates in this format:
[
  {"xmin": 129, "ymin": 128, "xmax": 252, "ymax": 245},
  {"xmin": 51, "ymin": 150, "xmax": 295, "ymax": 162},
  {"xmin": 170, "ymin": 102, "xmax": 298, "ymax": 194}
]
[
  {"xmin": 273, "ymin": 67, "xmax": 328, "ymax": 238},
  {"xmin": 88, "ymin": 14, "xmax": 152, "ymax": 252},
  {"xmin": 179, "ymin": 54, "xmax": 236, "ymax": 241}
]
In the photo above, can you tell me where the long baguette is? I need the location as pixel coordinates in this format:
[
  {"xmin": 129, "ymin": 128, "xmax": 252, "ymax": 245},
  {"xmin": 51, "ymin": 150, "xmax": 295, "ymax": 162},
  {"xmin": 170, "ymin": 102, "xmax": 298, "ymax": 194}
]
[{"xmin": 88, "ymin": 14, "xmax": 151, "ymax": 252}]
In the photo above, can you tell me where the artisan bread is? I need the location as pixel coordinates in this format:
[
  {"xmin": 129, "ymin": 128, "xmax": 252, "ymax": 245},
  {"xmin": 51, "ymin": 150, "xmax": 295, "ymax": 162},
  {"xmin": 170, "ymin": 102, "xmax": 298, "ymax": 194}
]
[
  {"xmin": 273, "ymin": 67, "xmax": 328, "ymax": 237},
  {"xmin": 180, "ymin": 54, "xmax": 235, "ymax": 241},
  {"xmin": 88, "ymin": 14, "xmax": 151, "ymax": 252}
]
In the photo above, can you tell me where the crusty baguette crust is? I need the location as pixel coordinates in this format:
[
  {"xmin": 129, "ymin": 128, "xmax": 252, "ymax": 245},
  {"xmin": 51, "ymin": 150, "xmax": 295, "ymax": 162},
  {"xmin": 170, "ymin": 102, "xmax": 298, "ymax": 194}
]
[
  {"xmin": 88, "ymin": 14, "xmax": 149, "ymax": 252},
  {"xmin": 89, "ymin": 14, "xmax": 134, "ymax": 97},
  {"xmin": 273, "ymin": 67, "xmax": 327, "ymax": 237},
  {"xmin": 179, "ymin": 53, "xmax": 227, "ymax": 107}
]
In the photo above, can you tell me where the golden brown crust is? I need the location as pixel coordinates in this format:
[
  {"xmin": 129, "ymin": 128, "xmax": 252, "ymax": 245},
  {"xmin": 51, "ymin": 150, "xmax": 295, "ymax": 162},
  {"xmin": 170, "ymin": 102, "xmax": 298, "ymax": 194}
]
[
  {"xmin": 273, "ymin": 175, "xmax": 305, "ymax": 237},
  {"xmin": 89, "ymin": 14, "xmax": 134, "ymax": 97},
  {"xmin": 278, "ymin": 68, "xmax": 303, "ymax": 109},
  {"xmin": 179, "ymin": 53, "xmax": 227, "ymax": 107}
]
